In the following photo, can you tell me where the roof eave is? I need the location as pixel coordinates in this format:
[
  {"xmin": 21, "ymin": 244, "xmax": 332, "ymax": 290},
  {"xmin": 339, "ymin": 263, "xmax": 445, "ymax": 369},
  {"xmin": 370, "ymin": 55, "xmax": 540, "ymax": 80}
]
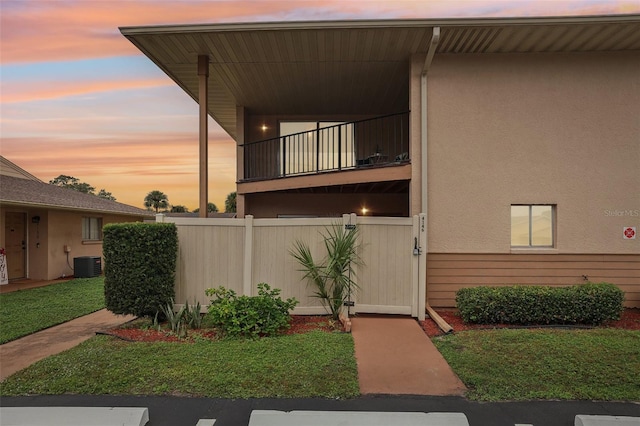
[
  {"xmin": 0, "ymin": 200, "xmax": 153, "ymax": 218},
  {"xmin": 119, "ymin": 14, "xmax": 640, "ymax": 35}
]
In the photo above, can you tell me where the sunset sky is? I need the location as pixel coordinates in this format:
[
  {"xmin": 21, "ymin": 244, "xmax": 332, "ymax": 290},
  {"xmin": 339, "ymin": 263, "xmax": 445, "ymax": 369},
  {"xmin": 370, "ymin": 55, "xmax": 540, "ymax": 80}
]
[{"xmin": 1, "ymin": 0, "xmax": 638, "ymax": 211}]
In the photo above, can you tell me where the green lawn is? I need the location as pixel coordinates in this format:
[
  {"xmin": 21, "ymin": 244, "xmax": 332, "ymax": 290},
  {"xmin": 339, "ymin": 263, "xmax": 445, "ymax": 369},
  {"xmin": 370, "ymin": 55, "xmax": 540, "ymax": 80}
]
[
  {"xmin": 0, "ymin": 277, "xmax": 105, "ymax": 344},
  {"xmin": 3, "ymin": 283, "xmax": 637, "ymax": 403},
  {"xmin": 433, "ymin": 328, "xmax": 640, "ymax": 401},
  {"xmin": 0, "ymin": 331, "xmax": 360, "ymax": 399}
]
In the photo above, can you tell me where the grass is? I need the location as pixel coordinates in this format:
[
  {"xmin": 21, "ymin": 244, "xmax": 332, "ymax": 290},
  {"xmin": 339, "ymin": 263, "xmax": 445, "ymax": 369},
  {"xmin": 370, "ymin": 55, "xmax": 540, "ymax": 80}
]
[
  {"xmin": 0, "ymin": 331, "xmax": 360, "ymax": 399},
  {"xmin": 433, "ymin": 328, "xmax": 640, "ymax": 401},
  {"xmin": 0, "ymin": 277, "xmax": 105, "ymax": 344}
]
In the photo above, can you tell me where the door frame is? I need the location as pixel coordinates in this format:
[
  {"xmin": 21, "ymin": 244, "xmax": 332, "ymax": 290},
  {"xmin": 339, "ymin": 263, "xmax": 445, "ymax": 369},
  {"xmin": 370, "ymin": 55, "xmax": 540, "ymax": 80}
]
[{"xmin": 4, "ymin": 211, "xmax": 28, "ymax": 280}]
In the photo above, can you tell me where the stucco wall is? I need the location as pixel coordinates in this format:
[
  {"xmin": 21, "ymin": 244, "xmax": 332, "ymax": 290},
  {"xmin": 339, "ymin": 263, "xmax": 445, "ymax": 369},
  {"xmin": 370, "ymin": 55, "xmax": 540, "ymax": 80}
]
[
  {"xmin": 0, "ymin": 207, "xmax": 143, "ymax": 281},
  {"xmin": 424, "ymin": 51, "xmax": 640, "ymax": 254},
  {"xmin": 47, "ymin": 211, "xmax": 142, "ymax": 280}
]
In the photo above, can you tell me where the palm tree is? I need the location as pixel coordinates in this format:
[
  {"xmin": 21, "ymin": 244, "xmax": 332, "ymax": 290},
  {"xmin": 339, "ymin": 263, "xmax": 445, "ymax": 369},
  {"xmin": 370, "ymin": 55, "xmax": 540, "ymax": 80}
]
[
  {"xmin": 144, "ymin": 190, "xmax": 169, "ymax": 213},
  {"xmin": 225, "ymin": 192, "xmax": 237, "ymax": 213},
  {"xmin": 193, "ymin": 203, "xmax": 218, "ymax": 213}
]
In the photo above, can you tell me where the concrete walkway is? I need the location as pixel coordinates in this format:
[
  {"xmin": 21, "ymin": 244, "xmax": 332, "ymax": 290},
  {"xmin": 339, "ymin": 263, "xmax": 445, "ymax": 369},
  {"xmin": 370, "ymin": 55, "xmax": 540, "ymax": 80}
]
[
  {"xmin": 0, "ymin": 309, "xmax": 135, "ymax": 381},
  {"xmin": 351, "ymin": 315, "xmax": 467, "ymax": 396}
]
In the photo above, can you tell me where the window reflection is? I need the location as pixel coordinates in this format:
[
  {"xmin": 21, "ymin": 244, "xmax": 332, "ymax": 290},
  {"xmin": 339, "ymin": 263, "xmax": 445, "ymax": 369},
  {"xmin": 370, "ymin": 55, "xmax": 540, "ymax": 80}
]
[
  {"xmin": 511, "ymin": 205, "xmax": 554, "ymax": 247},
  {"xmin": 280, "ymin": 121, "xmax": 355, "ymax": 175}
]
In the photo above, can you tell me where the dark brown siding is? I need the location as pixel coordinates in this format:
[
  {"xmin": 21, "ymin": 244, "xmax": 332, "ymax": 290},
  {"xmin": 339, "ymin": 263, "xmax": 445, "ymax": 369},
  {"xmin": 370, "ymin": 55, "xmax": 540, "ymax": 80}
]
[{"xmin": 427, "ymin": 253, "xmax": 640, "ymax": 308}]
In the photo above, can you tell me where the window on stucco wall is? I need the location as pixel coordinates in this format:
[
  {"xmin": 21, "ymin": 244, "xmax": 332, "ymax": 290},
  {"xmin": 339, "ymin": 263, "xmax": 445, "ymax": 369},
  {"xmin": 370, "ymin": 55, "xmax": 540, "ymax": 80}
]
[
  {"xmin": 82, "ymin": 217, "xmax": 103, "ymax": 241},
  {"xmin": 511, "ymin": 205, "xmax": 554, "ymax": 247}
]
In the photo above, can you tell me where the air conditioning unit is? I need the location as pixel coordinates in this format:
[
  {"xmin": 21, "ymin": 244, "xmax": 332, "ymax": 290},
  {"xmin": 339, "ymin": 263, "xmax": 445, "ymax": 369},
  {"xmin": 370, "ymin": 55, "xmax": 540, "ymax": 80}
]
[{"xmin": 73, "ymin": 256, "xmax": 102, "ymax": 278}]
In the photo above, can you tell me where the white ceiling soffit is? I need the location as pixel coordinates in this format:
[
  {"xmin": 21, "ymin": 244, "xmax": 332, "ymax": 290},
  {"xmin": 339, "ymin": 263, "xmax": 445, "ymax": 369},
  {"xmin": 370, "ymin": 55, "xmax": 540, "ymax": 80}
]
[{"xmin": 121, "ymin": 16, "xmax": 640, "ymax": 140}]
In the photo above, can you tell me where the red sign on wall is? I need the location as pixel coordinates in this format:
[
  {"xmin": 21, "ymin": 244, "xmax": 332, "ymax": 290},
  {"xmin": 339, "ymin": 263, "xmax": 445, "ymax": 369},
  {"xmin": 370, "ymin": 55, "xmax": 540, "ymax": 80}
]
[{"xmin": 623, "ymin": 227, "xmax": 636, "ymax": 240}]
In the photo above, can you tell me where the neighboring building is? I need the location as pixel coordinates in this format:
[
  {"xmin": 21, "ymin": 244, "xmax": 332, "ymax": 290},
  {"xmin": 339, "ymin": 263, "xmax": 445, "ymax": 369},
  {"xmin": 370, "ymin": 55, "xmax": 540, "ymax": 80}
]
[
  {"xmin": 121, "ymin": 15, "xmax": 639, "ymax": 307},
  {"xmin": 0, "ymin": 157, "xmax": 152, "ymax": 280}
]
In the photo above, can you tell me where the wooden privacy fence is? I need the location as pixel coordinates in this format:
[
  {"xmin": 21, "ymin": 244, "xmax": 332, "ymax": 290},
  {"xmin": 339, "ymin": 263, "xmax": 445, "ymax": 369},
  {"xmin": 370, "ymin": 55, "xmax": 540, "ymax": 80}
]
[{"xmin": 158, "ymin": 213, "xmax": 427, "ymax": 320}]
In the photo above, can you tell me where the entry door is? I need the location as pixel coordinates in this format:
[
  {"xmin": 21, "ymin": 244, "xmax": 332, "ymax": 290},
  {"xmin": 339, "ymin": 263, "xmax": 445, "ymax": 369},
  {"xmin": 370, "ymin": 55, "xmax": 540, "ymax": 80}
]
[{"xmin": 5, "ymin": 212, "xmax": 26, "ymax": 279}]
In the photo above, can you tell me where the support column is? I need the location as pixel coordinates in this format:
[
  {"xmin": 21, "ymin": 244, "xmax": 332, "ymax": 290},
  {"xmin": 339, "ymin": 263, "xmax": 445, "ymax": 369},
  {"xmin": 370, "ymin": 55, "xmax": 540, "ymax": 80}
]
[
  {"xmin": 236, "ymin": 106, "xmax": 246, "ymax": 218},
  {"xmin": 198, "ymin": 55, "xmax": 209, "ymax": 218}
]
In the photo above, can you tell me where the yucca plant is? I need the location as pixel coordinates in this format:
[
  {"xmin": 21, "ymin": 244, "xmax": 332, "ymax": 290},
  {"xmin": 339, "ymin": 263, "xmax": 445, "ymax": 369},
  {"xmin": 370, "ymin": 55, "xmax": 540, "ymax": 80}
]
[
  {"xmin": 159, "ymin": 299, "xmax": 187, "ymax": 338},
  {"xmin": 291, "ymin": 224, "xmax": 362, "ymax": 320},
  {"xmin": 183, "ymin": 300, "xmax": 203, "ymax": 329}
]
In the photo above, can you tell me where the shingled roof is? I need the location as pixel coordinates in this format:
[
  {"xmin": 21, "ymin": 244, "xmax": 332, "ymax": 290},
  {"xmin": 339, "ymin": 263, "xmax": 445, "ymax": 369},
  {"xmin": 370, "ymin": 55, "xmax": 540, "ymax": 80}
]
[{"xmin": 1, "ymin": 174, "xmax": 152, "ymax": 217}]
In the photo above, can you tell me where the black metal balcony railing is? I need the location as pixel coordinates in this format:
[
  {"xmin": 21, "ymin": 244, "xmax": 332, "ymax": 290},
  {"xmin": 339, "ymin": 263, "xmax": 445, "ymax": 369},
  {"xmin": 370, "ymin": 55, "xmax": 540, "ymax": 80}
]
[{"xmin": 241, "ymin": 112, "xmax": 410, "ymax": 181}]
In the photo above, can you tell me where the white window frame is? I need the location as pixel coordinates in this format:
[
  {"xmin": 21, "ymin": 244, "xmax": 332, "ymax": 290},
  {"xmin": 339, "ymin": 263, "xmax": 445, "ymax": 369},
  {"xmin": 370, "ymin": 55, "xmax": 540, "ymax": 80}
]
[
  {"xmin": 510, "ymin": 204, "xmax": 555, "ymax": 248},
  {"xmin": 82, "ymin": 217, "xmax": 103, "ymax": 241}
]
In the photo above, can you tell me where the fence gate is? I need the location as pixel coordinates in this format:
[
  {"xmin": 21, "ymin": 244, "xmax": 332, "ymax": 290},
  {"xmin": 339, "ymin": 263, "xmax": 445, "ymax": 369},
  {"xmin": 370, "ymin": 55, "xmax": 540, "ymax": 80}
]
[{"xmin": 164, "ymin": 213, "xmax": 426, "ymax": 320}]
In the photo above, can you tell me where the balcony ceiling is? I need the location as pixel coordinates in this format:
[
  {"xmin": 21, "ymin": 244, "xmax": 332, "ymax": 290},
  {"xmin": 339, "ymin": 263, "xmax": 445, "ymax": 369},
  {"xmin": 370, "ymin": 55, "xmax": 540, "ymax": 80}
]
[
  {"xmin": 280, "ymin": 180, "xmax": 410, "ymax": 195},
  {"xmin": 121, "ymin": 15, "xmax": 640, "ymax": 140}
]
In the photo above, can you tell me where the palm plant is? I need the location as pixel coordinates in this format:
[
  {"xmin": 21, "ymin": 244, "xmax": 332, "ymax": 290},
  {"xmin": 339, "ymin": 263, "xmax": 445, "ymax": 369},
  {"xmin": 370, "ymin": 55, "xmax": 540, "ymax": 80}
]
[
  {"xmin": 291, "ymin": 224, "xmax": 362, "ymax": 320},
  {"xmin": 144, "ymin": 190, "xmax": 169, "ymax": 213}
]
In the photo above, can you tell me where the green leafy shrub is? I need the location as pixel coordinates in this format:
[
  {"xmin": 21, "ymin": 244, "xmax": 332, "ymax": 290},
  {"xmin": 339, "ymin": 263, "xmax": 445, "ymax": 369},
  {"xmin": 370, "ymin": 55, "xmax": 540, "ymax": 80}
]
[
  {"xmin": 103, "ymin": 222, "xmax": 177, "ymax": 317},
  {"xmin": 205, "ymin": 283, "xmax": 298, "ymax": 338},
  {"xmin": 456, "ymin": 282, "xmax": 624, "ymax": 325}
]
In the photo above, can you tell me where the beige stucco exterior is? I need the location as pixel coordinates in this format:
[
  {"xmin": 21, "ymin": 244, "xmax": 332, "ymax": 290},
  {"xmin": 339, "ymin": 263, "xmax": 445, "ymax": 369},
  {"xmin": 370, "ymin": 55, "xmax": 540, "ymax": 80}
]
[
  {"xmin": 121, "ymin": 17, "xmax": 640, "ymax": 308},
  {"xmin": 419, "ymin": 50, "xmax": 639, "ymax": 255},
  {"xmin": 0, "ymin": 206, "xmax": 144, "ymax": 280}
]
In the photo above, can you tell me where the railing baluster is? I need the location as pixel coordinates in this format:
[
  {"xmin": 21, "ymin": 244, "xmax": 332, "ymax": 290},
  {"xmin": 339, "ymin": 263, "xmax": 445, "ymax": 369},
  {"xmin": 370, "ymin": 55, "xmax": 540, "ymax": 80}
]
[
  {"xmin": 338, "ymin": 126, "xmax": 342, "ymax": 170},
  {"xmin": 240, "ymin": 112, "xmax": 410, "ymax": 181}
]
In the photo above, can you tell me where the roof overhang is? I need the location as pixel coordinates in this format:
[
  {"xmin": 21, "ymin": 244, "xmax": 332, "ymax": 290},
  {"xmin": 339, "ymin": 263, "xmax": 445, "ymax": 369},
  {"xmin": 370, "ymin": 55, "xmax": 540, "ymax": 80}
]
[
  {"xmin": 0, "ymin": 200, "xmax": 153, "ymax": 218},
  {"xmin": 120, "ymin": 15, "xmax": 640, "ymax": 141}
]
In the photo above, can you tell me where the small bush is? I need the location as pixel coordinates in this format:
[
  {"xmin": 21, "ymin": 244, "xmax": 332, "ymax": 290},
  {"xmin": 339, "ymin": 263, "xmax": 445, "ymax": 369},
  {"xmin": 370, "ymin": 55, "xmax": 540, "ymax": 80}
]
[
  {"xmin": 205, "ymin": 283, "xmax": 298, "ymax": 338},
  {"xmin": 103, "ymin": 222, "xmax": 178, "ymax": 317},
  {"xmin": 456, "ymin": 282, "xmax": 624, "ymax": 325}
]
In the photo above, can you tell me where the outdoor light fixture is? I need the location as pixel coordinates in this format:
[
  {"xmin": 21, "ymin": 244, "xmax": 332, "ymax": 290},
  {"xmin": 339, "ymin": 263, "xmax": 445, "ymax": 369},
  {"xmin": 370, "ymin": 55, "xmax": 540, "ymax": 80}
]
[
  {"xmin": 361, "ymin": 207, "xmax": 368, "ymax": 215},
  {"xmin": 261, "ymin": 124, "xmax": 268, "ymax": 131}
]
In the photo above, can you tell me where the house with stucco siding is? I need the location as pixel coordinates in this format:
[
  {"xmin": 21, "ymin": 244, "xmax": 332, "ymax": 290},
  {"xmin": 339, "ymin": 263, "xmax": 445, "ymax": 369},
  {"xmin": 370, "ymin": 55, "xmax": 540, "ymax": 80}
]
[
  {"xmin": 0, "ymin": 156, "xmax": 152, "ymax": 281},
  {"xmin": 120, "ymin": 15, "xmax": 640, "ymax": 308}
]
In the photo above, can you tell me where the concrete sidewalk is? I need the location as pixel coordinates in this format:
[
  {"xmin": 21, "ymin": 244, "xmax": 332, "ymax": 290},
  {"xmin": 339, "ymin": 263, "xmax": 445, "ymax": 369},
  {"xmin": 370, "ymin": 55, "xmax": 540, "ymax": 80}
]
[
  {"xmin": 351, "ymin": 315, "xmax": 467, "ymax": 396},
  {"xmin": 0, "ymin": 309, "xmax": 135, "ymax": 380}
]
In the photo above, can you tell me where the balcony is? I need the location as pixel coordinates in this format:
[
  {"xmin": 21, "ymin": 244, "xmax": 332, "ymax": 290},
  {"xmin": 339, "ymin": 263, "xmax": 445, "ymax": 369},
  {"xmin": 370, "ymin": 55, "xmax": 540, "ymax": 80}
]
[{"xmin": 241, "ymin": 112, "xmax": 410, "ymax": 182}]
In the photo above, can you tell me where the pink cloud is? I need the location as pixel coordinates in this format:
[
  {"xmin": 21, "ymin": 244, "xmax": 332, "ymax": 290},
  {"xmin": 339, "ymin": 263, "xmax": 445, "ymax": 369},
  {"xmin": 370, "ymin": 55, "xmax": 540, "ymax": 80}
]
[
  {"xmin": 1, "ymin": 77, "xmax": 172, "ymax": 103},
  {"xmin": 0, "ymin": 1, "xmax": 317, "ymax": 64},
  {"xmin": 2, "ymin": 0, "xmax": 637, "ymax": 65},
  {"xmin": 2, "ymin": 133, "xmax": 236, "ymax": 210}
]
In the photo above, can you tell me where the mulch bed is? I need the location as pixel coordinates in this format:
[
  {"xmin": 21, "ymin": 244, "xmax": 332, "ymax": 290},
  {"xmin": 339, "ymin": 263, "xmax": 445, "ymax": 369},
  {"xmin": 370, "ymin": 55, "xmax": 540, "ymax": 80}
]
[
  {"xmin": 105, "ymin": 310, "xmax": 640, "ymax": 342},
  {"xmin": 421, "ymin": 308, "xmax": 640, "ymax": 337},
  {"xmin": 104, "ymin": 315, "xmax": 339, "ymax": 343}
]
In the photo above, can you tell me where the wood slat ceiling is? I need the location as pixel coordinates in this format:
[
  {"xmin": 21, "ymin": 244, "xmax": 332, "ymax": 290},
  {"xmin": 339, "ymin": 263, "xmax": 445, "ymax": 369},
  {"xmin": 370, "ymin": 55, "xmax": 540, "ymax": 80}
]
[{"xmin": 122, "ymin": 17, "xmax": 640, "ymax": 141}]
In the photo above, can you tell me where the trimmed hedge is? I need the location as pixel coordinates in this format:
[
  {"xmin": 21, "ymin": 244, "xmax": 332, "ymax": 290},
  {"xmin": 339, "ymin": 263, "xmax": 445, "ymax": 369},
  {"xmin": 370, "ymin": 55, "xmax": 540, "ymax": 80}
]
[
  {"xmin": 456, "ymin": 282, "xmax": 624, "ymax": 325},
  {"xmin": 103, "ymin": 222, "xmax": 178, "ymax": 317}
]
